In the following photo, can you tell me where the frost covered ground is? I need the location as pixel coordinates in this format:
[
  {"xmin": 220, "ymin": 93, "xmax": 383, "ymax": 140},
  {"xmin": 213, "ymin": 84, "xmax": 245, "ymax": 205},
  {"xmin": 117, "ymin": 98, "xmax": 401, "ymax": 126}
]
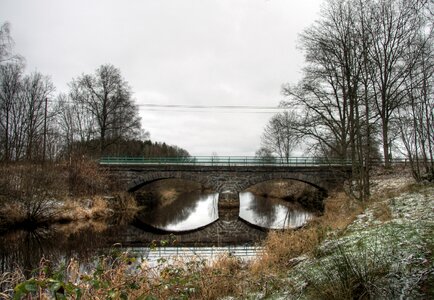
[{"xmin": 274, "ymin": 175, "xmax": 434, "ymax": 299}]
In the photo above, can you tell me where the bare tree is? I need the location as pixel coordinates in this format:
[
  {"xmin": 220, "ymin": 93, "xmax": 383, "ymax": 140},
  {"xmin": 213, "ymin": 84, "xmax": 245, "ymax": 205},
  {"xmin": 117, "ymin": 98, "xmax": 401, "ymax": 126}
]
[
  {"xmin": 283, "ymin": 0, "xmax": 364, "ymax": 161},
  {"xmin": 255, "ymin": 147, "xmax": 275, "ymax": 163},
  {"xmin": 279, "ymin": 0, "xmax": 433, "ymax": 198},
  {"xmin": 55, "ymin": 93, "xmax": 97, "ymax": 159},
  {"xmin": 0, "ymin": 65, "xmax": 55, "ymax": 162},
  {"xmin": 261, "ymin": 111, "xmax": 299, "ymax": 162},
  {"xmin": 19, "ymin": 72, "xmax": 55, "ymax": 161},
  {"xmin": 69, "ymin": 64, "xmax": 141, "ymax": 154},
  {"xmin": 397, "ymin": 37, "xmax": 434, "ymax": 180},
  {"xmin": 366, "ymin": 0, "xmax": 430, "ymax": 166},
  {"xmin": 0, "ymin": 62, "xmax": 24, "ymax": 161}
]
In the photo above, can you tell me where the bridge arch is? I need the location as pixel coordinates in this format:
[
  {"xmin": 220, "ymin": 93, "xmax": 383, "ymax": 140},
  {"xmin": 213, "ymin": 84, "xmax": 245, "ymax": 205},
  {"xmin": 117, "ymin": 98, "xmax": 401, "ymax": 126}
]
[
  {"xmin": 238, "ymin": 173, "xmax": 327, "ymax": 193},
  {"xmin": 126, "ymin": 170, "xmax": 330, "ymax": 193},
  {"xmin": 127, "ymin": 171, "xmax": 211, "ymax": 192}
]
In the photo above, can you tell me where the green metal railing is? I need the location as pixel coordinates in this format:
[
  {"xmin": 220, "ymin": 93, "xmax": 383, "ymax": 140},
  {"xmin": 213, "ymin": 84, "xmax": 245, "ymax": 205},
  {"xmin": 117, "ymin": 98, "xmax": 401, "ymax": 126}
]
[{"xmin": 99, "ymin": 156, "xmax": 355, "ymax": 167}]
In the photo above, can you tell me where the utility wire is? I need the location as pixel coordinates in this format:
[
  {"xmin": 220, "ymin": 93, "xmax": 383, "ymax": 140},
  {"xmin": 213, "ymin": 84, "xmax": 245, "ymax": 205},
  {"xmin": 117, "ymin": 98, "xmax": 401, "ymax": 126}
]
[
  {"xmin": 137, "ymin": 103, "xmax": 282, "ymax": 109},
  {"xmin": 49, "ymin": 99, "xmax": 288, "ymax": 113},
  {"xmin": 137, "ymin": 103, "xmax": 287, "ymax": 113},
  {"xmin": 142, "ymin": 108, "xmax": 281, "ymax": 114}
]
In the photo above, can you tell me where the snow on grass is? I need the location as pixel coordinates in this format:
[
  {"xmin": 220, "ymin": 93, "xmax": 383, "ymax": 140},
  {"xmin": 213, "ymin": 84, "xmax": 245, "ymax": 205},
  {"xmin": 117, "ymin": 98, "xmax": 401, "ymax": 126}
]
[{"xmin": 282, "ymin": 183, "xmax": 434, "ymax": 299}]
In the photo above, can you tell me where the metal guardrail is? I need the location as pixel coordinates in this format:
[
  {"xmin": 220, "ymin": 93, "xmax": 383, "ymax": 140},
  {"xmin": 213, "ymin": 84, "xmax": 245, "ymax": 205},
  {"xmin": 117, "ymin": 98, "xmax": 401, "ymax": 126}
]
[
  {"xmin": 99, "ymin": 156, "xmax": 355, "ymax": 167},
  {"xmin": 99, "ymin": 156, "xmax": 415, "ymax": 167}
]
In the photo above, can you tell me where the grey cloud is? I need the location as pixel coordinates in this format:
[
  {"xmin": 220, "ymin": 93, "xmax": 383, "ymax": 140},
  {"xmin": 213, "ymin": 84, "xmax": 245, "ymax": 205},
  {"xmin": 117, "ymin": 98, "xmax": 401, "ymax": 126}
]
[{"xmin": 0, "ymin": 0, "xmax": 322, "ymax": 155}]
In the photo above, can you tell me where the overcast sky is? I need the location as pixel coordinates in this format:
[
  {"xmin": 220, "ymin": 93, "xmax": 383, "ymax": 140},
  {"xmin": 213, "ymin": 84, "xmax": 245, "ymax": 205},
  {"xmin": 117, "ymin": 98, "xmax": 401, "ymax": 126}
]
[{"xmin": 0, "ymin": 0, "xmax": 322, "ymax": 156}]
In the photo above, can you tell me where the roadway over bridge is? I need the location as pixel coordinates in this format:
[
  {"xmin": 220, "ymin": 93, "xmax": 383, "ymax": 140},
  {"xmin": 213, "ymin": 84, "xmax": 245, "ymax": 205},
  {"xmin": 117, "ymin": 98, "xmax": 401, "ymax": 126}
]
[{"xmin": 100, "ymin": 156, "xmax": 352, "ymax": 193}]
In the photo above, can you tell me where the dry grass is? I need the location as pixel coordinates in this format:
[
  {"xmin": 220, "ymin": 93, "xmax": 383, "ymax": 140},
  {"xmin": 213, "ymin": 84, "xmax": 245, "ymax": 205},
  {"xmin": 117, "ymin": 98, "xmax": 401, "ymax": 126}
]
[
  {"xmin": 0, "ymin": 201, "xmax": 26, "ymax": 227},
  {"xmin": 247, "ymin": 179, "xmax": 314, "ymax": 199},
  {"xmin": 252, "ymin": 170, "xmax": 416, "ymax": 279},
  {"xmin": 252, "ymin": 191, "xmax": 363, "ymax": 275},
  {"xmin": 57, "ymin": 196, "xmax": 111, "ymax": 222},
  {"xmin": 0, "ymin": 160, "xmax": 121, "ymax": 231},
  {"xmin": 7, "ymin": 252, "xmax": 253, "ymax": 300},
  {"xmin": 321, "ymin": 191, "xmax": 363, "ymax": 231},
  {"xmin": 196, "ymin": 254, "xmax": 247, "ymax": 299},
  {"xmin": 53, "ymin": 219, "xmax": 109, "ymax": 236},
  {"xmin": 0, "ymin": 193, "xmax": 139, "ymax": 234},
  {"xmin": 371, "ymin": 200, "xmax": 393, "ymax": 222},
  {"xmin": 252, "ymin": 228, "xmax": 321, "ymax": 273},
  {"xmin": 158, "ymin": 189, "xmax": 179, "ymax": 206}
]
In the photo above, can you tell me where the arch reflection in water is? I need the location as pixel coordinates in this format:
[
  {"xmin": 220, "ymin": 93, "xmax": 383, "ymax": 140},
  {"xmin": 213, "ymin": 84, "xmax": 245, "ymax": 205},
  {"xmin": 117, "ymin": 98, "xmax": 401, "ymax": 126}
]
[
  {"xmin": 140, "ymin": 192, "xmax": 219, "ymax": 232},
  {"xmin": 239, "ymin": 192, "xmax": 314, "ymax": 229}
]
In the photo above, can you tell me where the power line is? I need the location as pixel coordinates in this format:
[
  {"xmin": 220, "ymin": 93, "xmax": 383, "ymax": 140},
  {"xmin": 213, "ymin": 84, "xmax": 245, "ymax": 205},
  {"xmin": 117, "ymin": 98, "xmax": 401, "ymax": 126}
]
[
  {"xmin": 142, "ymin": 108, "xmax": 281, "ymax": 114},
  {"xmin": 137, "ymin": 103, "xmax": 283, "ymax": 110},
  {"xmin": 137, "ymin": 103, "xmax": 288, "ymax": 113},
  {"xmin": 48, "ymin": 99, "xmax": 288, "ymax": 113}
]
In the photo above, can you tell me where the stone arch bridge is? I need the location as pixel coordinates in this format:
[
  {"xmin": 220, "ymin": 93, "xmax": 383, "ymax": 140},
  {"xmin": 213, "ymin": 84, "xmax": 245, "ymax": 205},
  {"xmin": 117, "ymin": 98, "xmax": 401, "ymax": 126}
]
[
  {"xmin": 101, "ymin": 158, "xmax": 352, "ymax": 239},
  {"xmin": 103, "ymin": 164, "xmax": 352, "ymax": 194}
]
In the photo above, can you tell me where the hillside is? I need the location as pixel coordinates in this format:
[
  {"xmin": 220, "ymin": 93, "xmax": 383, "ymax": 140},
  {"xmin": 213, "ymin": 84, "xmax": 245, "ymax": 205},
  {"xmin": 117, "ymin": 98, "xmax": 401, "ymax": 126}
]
[{"xmin": 265, "ymin": 172, "xmax": 434, "ymax": 299}]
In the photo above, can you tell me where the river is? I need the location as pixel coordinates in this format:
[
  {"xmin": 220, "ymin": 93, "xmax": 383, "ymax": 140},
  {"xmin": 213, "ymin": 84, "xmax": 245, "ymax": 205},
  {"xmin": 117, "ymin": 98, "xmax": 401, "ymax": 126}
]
[{"xmin": 0, "ymin": 189, "xmax": 318, "ymax": 275}]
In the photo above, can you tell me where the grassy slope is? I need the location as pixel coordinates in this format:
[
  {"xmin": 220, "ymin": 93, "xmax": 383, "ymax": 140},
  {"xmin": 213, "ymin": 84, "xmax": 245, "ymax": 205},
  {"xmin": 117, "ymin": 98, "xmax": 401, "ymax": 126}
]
[{"xmin": 269, "ymin": 181, "xmax": 434, "ymax": 299}]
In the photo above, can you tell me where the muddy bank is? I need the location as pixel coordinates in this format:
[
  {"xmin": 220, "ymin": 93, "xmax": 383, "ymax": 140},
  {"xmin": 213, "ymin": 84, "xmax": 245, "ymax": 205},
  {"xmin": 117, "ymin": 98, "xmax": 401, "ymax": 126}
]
[
  {"xmin": 134, "ymin": 179, "xmax": 212, "ymax": 208},
  {"xmin": 0, "ymin": 193, "xmax": 139, "ymax": 234},
  {"xmin": 246, "ymin": 179, "xmax": 326, "ymax": 211}
]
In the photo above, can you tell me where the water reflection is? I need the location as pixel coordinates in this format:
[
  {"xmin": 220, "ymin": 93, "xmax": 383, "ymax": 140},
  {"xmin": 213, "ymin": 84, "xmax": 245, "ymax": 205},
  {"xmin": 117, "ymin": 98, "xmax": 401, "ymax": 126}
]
[
  {"xmin": 0, "ymin": 224, "xmax": 111, "ymax": 276},
  {"xmin": 137, "ymin": 192, "xmax": 219, "ymax": 232},
  {"xmin": 239, "ymin": 192, "xmax": 314, "ymax": 229}
]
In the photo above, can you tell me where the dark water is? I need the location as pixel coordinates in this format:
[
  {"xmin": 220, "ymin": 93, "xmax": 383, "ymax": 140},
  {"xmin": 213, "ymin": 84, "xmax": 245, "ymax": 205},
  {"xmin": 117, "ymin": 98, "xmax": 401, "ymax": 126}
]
[
  {"xmin": 0, "ymin": 225, "xmax": 116, "ymax": 275},
  {"xmin": 138, "ymin": 192, "xmax": 219, "ymax": 231},
  {"xmin": 239, "ymin": 192, "xmax": 314, "ymax": 229}
]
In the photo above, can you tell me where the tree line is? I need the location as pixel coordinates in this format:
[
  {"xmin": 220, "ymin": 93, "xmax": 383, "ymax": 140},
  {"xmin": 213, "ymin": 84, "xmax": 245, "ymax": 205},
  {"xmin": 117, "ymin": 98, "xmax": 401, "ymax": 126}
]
[
  {"xmin": 0, "ymin": 22, "xmax": 189, "ymax": 162},
  {"xmin": 259, "ymin": 0, "xmax": 433, "ymax": 199}
]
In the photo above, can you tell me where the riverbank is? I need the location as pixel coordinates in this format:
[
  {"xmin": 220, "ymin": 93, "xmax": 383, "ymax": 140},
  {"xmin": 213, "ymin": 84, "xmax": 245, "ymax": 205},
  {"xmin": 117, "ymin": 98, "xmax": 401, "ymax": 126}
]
[
  {"xmin": 257, "ymin": 170, "xmax": 433, "ymax": 299},
  {"xmin": 0, "ymin": 193, "xmax": 139, "ymax": 234},
  {"xmin": 0, "ymin": 162, "xmax": 140, "ymax": 233},
  {"xmin": 282, "ymin": 186, "xmax": 434, "ymax": 299}
]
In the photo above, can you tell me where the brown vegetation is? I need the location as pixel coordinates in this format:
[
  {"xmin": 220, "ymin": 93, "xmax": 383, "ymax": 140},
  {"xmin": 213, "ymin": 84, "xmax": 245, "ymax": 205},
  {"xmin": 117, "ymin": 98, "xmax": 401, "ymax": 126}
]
[
  {"xmin": 134, "ymin": 179, "xmax": 207, "ymax": 207},
  {"xmin": 247, "ymin": 179, "xmax": 309, "ymax": 199},
  {"xmin": 0, "ymin": 160, "xmax": 137, "ymax": 231},
  {"xmin": 247, "ymin": 179, "xmax": 326, "ymax": 210},
  {"xmin": 252, "ymin": 191, "xmax": 363, "ymax": 275}
]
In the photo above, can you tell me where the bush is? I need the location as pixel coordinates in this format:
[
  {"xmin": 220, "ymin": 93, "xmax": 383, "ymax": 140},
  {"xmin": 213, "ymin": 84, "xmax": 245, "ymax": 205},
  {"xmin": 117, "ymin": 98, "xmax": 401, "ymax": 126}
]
[
  {"xmin": 65, "ymin": 155, "xmax": 110, "ymax": 196},
  {"xmin": 0, "ymin": 164, "xmax": 65, "ymax": 227}
]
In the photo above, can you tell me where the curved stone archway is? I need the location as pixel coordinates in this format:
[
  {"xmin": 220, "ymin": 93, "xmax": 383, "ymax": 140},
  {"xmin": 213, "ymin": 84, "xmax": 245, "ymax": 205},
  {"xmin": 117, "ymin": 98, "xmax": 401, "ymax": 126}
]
[
  {"xmin": 127, "ymin": 171, "xmax": 212, "ymax": 192},
  {"xmin": 127, "ymin": 170, "xmax": 329, "ymax": 193},
  {"xmin": 238, "ymin": 173, "xmax": 327, "ymax": 192}
]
